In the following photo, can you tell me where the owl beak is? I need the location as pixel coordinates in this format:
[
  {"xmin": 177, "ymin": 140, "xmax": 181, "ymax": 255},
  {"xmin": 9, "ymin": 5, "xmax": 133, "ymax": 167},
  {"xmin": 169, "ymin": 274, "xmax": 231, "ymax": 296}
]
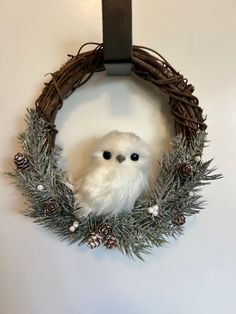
[{"xmin": 116, "ymin": 154, "xmax": 126, "ymax": 163}]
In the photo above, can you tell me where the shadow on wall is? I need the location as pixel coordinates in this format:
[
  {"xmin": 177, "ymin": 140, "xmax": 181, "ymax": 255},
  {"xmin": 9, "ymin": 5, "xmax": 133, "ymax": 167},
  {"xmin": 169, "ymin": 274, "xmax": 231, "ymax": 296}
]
[{"xmin": 56, "ymin": 72, "xmax": 174, "ymax": 182}]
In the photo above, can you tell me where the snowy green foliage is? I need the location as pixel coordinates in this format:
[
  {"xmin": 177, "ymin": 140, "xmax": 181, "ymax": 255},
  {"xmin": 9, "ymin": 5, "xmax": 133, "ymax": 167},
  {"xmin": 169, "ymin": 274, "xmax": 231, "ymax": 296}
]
[{"xmin": 7, "ymin": 109, "xmax": 222, "ymax": 259}]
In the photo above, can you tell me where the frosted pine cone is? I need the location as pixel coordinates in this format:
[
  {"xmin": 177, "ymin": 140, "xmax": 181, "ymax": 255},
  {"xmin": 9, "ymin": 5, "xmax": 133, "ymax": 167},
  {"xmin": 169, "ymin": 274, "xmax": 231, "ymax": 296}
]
[
  {"xmin": 14, "ymin": 152, "xmax": 30, "ymax": 170},
  {"xmin": 98, "ymin": 223, "xmax": 112, "ymax": 237},
  {"xmin": 173, "ymin": 214, "xmax": 186, "ymax": 226},
  {"xmin": 176, "ymin": 162, "xmax": 192, "ymax": 178},
  {"xmin": 104, "ymin": 235, "xmax": 118, "ymax": 249},
  {"xmin": 44, "ymin": 199, "xmax": 59, "ymax": 216},
  {"xmin": 87, "ymin": 232, "xmax": 103, "ymax": 249}
]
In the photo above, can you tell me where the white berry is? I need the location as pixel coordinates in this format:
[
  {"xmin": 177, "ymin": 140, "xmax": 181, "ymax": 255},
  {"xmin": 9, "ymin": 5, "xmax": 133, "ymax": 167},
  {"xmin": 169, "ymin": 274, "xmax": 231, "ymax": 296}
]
[
  {"xmin": 73, "ymin": 221, "xmax": 79, "ymax": 228},
  {"xmin": 37, "ymin": 184, "xmax": 44, "ymax": 191},
  {"xmin": 153, "ymin": 205, "xmax": 159, "ymax": 211},
  {"xmin": 153, "ymin": 211, "xmax": 158, "ymax": 217},
  {"xmin": 69, "ymin": 226, "xmax": 75, "ymax": 232},
  {"xmin": 194, "ymin": 155, "xmax": 201, "ymax": 163},
  {"xmin": 189, "ymin": 191, "xmax": 195, "ymax": 197},
  {"xmin": 147, "ymin": 207, "xmax": 154, "ymax": 214}
]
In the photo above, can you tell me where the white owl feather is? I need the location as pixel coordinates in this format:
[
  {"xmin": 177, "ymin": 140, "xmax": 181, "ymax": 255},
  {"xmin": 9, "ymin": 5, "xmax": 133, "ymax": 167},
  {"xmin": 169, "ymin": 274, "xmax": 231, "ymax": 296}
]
[{"xmin": 74, "ymin": 130, "xmax": 152, "ymax": 218}]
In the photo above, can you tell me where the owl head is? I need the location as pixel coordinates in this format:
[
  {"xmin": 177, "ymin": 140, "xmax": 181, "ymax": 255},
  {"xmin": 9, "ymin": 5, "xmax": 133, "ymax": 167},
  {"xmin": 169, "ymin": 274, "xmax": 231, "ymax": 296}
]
[{"xmin": 92, "ymin": 130, "xmax": 151, "ymax": 173}]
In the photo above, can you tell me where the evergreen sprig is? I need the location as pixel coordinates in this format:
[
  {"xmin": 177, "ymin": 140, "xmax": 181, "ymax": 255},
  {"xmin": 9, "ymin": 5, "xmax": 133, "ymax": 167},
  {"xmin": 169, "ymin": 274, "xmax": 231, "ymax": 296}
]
[{"xmin": 7, "ymin": 109, "xmax": 222, "ymax": 259}]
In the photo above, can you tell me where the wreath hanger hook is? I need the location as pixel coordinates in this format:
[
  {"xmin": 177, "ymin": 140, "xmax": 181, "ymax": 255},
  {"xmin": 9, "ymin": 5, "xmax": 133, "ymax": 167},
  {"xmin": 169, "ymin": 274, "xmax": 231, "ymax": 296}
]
[{"xmin": 102, "ymin": 0, "xmax": 133, "ymax": 76}]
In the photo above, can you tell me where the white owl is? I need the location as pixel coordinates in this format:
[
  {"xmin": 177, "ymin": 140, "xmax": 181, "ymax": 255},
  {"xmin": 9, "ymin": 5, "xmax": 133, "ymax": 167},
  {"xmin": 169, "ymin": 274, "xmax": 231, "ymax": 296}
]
[{"xmin": 74, "ymin": 130, "xmax": 152, "ymax": 218}]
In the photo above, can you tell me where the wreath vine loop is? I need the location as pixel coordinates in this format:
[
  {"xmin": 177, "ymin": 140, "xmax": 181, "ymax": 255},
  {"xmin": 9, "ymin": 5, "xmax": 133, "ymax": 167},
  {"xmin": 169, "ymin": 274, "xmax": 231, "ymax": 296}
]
[
  {"xmin": 8, "ymin": 43, "xmax": 221, "ymax": 259},
  {"xmin": 35, "ymin": 43, "xmax": 206, "ymax": 150}
]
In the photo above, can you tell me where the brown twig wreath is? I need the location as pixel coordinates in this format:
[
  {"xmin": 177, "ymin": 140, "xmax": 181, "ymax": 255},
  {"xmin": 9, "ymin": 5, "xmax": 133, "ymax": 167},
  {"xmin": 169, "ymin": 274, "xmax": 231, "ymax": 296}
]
[
  {"xmin": 35, "ymin": 43, "xmax": 206, "ymax": 149},
  {"xmin": 8, "ymin": 43, "xmax": 220, "ymax": 259}
]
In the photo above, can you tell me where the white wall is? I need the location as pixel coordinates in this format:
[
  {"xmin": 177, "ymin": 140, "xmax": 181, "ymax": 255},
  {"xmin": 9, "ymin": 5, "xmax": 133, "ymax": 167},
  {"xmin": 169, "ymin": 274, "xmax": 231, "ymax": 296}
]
[{"xmin": 0, "ymin": 1, "xmax": 235, "ymax": 314}]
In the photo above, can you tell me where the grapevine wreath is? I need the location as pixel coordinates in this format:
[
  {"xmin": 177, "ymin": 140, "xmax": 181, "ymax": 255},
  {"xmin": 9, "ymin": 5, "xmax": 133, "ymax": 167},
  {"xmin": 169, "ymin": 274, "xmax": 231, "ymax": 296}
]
[{"xmin": 8, "ymin": 43, "xmax": 221, "ymax": 259}]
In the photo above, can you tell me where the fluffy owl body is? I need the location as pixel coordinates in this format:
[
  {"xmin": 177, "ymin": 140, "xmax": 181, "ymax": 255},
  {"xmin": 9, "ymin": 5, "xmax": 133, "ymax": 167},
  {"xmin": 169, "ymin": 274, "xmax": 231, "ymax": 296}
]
[{"xmin": 74, "ymin": 130, "xmax": 152, "ymax": 218}]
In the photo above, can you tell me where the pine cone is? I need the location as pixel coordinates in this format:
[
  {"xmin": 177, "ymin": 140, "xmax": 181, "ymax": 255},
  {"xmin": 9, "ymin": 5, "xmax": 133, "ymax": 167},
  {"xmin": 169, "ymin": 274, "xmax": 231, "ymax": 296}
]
[
  {"xmin": 98, "ymin": 223, "xmax": 112, "ymax": 236},
  {"xmin": 104, "ymin": 235, "xmax": 118, "ymax": 249},
  {"xmin": 173, "ymin": 214, "xmax": 186, "ymax": 226},
  {"xmin": 44, "ymin": 199, "xmax": 59, "ymax": 216},
  {"xmin": 87, "ymin": 232, "xmax": 103, "ymax": 249},
  {"xmin": 176, "ymin": 162, "xmax": 192, "ymax": 178},
  {"xmin": 14, "ymin": 152, "xmax": 30, "ymax": 170}
]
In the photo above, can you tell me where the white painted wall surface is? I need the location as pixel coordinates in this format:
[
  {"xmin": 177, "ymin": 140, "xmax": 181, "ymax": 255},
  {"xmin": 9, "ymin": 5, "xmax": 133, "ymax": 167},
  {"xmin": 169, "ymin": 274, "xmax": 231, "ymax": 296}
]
[{"xmin": 0, "ymin": 1, "xmax": 235, "ymax": 313}]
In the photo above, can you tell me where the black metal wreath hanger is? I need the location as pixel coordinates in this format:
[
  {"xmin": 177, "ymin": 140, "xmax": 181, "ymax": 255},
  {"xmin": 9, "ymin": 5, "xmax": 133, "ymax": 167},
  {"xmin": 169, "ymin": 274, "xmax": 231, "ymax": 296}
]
[{"xmin": 102, "ymin": 0, "xmax": 132, "ymax": 75}]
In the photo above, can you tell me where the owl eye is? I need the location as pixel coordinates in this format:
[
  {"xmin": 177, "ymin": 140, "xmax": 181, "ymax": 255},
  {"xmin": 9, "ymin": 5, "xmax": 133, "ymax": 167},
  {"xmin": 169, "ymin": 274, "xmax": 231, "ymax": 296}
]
[
  {"xmin": 103, "ymin": 151, "xmax": 112, "ymax": 160},
  {"xmin": 130, "ymin": 153, "xmax": 139, "ymax": 161}
]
